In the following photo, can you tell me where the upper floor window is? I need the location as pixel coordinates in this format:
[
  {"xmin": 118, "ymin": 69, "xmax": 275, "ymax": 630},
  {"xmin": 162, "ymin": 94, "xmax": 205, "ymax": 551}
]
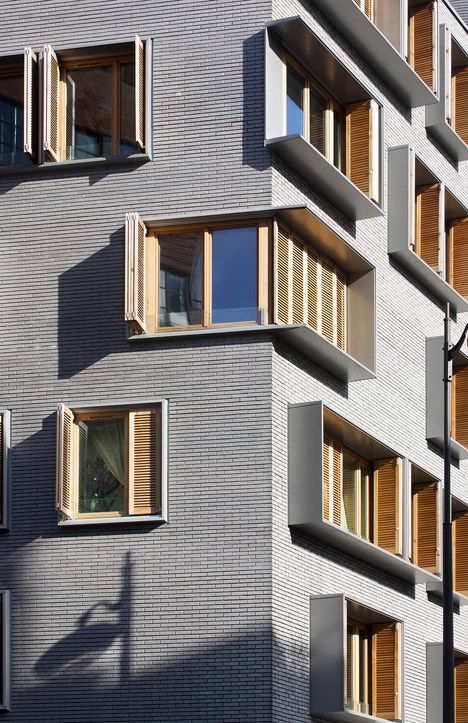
[
  {"xmin": 453, "ymin": 497, "xmax": 468, "ymax": 599},
  {"xmin": 56, "ymin": 402, "xmax": 166, "ymax": 523},
  {"xmin": 0, "ymin": 49, "xmax": 36, "ymax": 166},
  {"xmin": 44, "ymin": 36, "xmax": 145, "ymax": 162},
  {"xmin": 408, "ymin": 1, "xmax": 437, "ymax": 91}
]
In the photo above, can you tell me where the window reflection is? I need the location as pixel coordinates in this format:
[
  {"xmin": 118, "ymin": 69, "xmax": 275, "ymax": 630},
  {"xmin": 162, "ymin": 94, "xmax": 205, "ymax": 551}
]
[
  {"xmin": 120, "ymin": 62, "xmax": 139, "ymax": 156},
  {"xmin": 65, "ymin": 64, "xmax": 112, "ymax": 159},
  {"xmin": 212, "ymin": 227, "xmax": 258, "ymax": 324},
  {"xmin": 286, "ymin": 64, "xmax": 305, "ymax": 135},
  {"xmin": 78, "ymin": 417, "xmax": 125, "ymax": 514},
  {"xmin": 309, "ymin": 89, "xmax": 327, "ymax": 156},
  {"xmin": 158, "ymin": 232, "xmax": 203, "ymax": 327},
  {"xmin": 0, "ymin": 72, "xmax": 32, "ymax": 166}
]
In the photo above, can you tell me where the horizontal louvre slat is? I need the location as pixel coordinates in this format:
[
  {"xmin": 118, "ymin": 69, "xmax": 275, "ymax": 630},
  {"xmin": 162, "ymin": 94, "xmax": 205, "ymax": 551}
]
[
  {"xmin": 276, "ymin": 225, "xmax": 290, "ymax": 324},
  {"xmin": 321, "ymin": 259, "xmax": 335, "ymax": 344},
  {"xmin": 413, "ymin": 482, "xmax": 438, "ymax": 572},
  {"xmin": 454, "ymin": 512, "xmax": 468, "ymax": 596},
  {"xmin": 373, "ymin": 623, "xmax": 399, "ymax": 720},
  {"xmin": 455, "ymin": 658, "xmax": 468, "ymax": 721},
  {"xmin": 417, "ymin": 184, "xmax": 440, "ymax": 272},
  {"xmin": 346, "ymin": 101, "xmax": 371, "ymax": 197},
  {"xmin": 292, "ymin": 238, "xmax": 304, "ymax": 324},
  {"xmin": 453, "ymin": 66, "xmax": 468, "ymax": 145},
  {"xmin": 452, "ymin": 221, "xmax": 468, "ymax": 299},
  {"xmin": 323, "ymin": 437, "xmax": 331, "ymax": 521},
  {"xmin": 374, "ymin": 458, "xmax": 400, "ymax": 554},
  {"xmin": 409, "ymin": 2, "xmax": 435, "ymax": 90},
  {"xmin": 332, "ymin": 443, "xmax": 342, "ymax": 526},
  {"xmin": 307, "ymin": 249, "xmax": 318, "ymax": 330},
  {"xmin": 132, "ymin": 409, "xmax": 161, "ymax": 515}
]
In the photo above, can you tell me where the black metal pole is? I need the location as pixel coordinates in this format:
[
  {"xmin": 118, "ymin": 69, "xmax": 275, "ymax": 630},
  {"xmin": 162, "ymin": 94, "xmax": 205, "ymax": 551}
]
[{"xmin": 443, "ymin": 301, "xmax": 454, "ymax": 723}]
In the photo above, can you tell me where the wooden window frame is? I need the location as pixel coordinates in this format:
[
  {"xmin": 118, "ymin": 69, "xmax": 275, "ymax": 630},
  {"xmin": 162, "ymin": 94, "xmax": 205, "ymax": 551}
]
[
  {"xmin": 346, "ymin": 619, "xmax": 372, "ymax": 715},
  {"xmin": 59, "ymin": 54, "xmax": 134, "ymax": 161},
  {"xmin": 148, "ymin": 220, "xmax": 271, "ymax": 334},
  {"xmin": 57, "ymin": 403, "xmax": 166, "ymax": 522},
  {"xmin": 284, "ymin": 53, "xmax": 345, "ymax": 169}
]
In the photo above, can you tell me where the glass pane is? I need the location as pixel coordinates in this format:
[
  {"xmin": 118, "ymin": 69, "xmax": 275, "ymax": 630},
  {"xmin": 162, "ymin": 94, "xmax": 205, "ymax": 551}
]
[
  {"xmin": 360, "ymin": 465, "xmax": 370, "ymax": 540},
  {"xmin": 65, "ymin": 64, "xmax": 112, "ymax": 159},
  {"xmin": 78, "ymin": 417, "xmax": 125, "ymax": 514},
  {"xmin": 158, "ymin": 232, "xmax": 203, "ymax": 327},
  {"xmin": 211, "ymin": 227, "xmax": 257, "ymax": 324},
  {"xmin": 342, "ymin": 452, "xmax": 358, "ymax": 535},
  {"xmin": 333, "ymin": 110, "xmax": 344, "ymax": 170},
  {"xmin": 286, "ymin": 64, "xmax": 305, "ymax": 135},
  {"xmin": 309, "ymin": 89, "xmax": 327, "ymax": 155},
  {"xmin": 346, "ymin": 624, "xmax": 354, "ymax": 709},
  {"xmin": 120, "ymin": 62, "xmax": 139, "ymax": 156},
  {"xmin": 0, "ymin": 72, "xmax": 32, "ymax": 166}
]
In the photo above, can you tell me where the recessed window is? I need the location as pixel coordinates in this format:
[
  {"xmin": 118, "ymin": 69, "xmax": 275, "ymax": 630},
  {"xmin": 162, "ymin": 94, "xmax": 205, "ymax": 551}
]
[
  {"xmin": 43, "ymin": 36, "xmax": 145, "ymax": 162},
  {"xmin": 410, "ymin": 467, "xmax": 440, "ymax": 574},
  {"xmin": 0, "ymin": 50, "xmax": 37, "ymax": 166},
  {"xmin": 346, "ymin": 620, "xmax": 371, "ymax": 715},
  {"xmin": 56, "ymin": 403, "xmax": 166, "ymax": 522},
  {"xmin": 453, "ymin": 498, "xmax": 468, "ymax": 598},
  {"xmin": 408, "ymin": 1, "xmax": 437, "ymax": 91}
]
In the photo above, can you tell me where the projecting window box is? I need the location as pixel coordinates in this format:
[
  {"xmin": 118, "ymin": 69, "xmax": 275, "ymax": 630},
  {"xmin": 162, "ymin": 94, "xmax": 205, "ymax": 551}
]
[
  {"xmin": 427, "ymin": 643, "xmax": 468, "ymax": 723},
  {"xmin": 56, "ymin": 400, "xmax": 167, "ymax": 526},
  {"xmin": 265, "ymin": 17, "xmax": 384, "ymax": 221},
  {"xmin": 310, "ymin": 594, "xmax": 402, "ymax": 722},
  {"xmin": 124, "ymin": 206, "xmax": 376, "ymax": 383},
  {"xmin": 0, "ymin": 36, "xmax": 151, "ymax": 171},
  {"xmin": 309, "ymin": 0, "xmax": 439, "ymax": 109},
  {"xmin": 289, "ymin": 401, "xmax": 442, "ymax": 587},
  {"xmin": 389, "ymin": 145, "xmax": 468, "ymax": 314}
]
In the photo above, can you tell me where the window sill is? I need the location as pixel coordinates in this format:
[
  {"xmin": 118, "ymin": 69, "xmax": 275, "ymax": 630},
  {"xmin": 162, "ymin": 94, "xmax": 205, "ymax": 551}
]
[
  {"xmin": 426, "ymin": 434, "xmax": 468, "ymax": 462},
  {"xmin": 388, "ymin": 245, "xmax": 468, "ymax": 315},
  {"xmin": 59, "ymin": 514, "xmax": 166, "ymax": 527},
  {"xmin": 316, "ymin": 709, "xmax": 401, "ymax": 723},
  {"xmin": 265, "ymin": 135, "xmax": 383, "ymax": 221},
  {"xmin": 310, "ymin": 0, "xmax": 437, "ymax": 109},
  {"xmin": 129, "ymin": 323, "xmax": 375, "ymax": 382},
  {"xmin": 425, "ymin": 114, "xmax": 468, "ymax": 163},
  {"xmin": 426, "ymin": 579, "xmax": 468, "ymax": 606},
  {"xmin": 0, "ymin": 153, "xmax": 151, "ymax": 176}
]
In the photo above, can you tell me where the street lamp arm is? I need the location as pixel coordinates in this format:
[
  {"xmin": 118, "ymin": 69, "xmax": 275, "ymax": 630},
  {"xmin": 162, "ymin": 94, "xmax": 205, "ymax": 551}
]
[{"xmin": 448, "ymin": 321, "xmax": 468, "ymax": 362}]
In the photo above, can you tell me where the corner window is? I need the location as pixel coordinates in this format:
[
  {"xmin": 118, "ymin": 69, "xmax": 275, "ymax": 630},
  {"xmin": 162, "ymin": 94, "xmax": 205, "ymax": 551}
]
[
  {"xmin": 323, "ymin": 436, "xmax": 402, "ymax": 554},
  {"xmin": 125, "ymin": 213, "xmax": 268, "ymax": 335},
  {"xmin": 56, "ymin": 402, "xmax": 166, "ymax": 522},
  {"xmin": 43, "ymin": 36, "xmax": 145, "ymax": 162}
]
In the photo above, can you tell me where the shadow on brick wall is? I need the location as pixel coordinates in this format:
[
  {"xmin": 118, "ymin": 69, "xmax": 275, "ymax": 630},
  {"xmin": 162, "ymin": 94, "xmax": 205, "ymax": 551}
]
[
  {"xmin": 58, "ymin": 228, "xmax": 128, "ymax": 379},
  {"xmin": 242, "ymin": 32, "xmax": 271, "ymax": 173}
]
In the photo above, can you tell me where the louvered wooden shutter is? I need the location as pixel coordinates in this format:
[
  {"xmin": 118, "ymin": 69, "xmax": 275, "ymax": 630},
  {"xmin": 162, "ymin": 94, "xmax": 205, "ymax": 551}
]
[
  {"xmin": 336, "ymin": 270, "xmax": 346, "ymax": 352},
  {"xmin": 345, "ymin": 100, "xmax": 379, "ymax": 202},
  {"xmin": 455, "ymin": 658, "xmax": 468, "ymax": 722},
  {"xmin": 332, "ymin": 442, "xmax": 342, "ymax": 526},
  {"xmin": 43, "ymin": 44, "xmax": 60, "ymax": 161},
  {"xmin": 56, "ymin": 404, "xmax": 74, "ymax": 519},
  {"xmin": 275, "ymin": 224, "xmax": 291, "ymax": 324},
  {"xmin": 454, "ymin": 512, "xmax": 468, "ymax": 596},
  {"xmin": 292, "ymin": 238, "xmax": 305, "ymax": 324},
  {"xmin": 125, "ymin": 212, "xmax": 147, "ymax": 334},
  {"xmin": 444, "ymin": 27, "xmax": 452, "ymax": 123},
  {"xmin": 23, "ymin": 47, "xmax": 37, "ymax": 157},
  {"xmin": 306, "ymin": 248, "xmax": 318, "ymax": 331},
  {"xmin": 453, "ymin": 367, "xmax": 468, "ymax": 448},
  {"xmin": 373, "ymin": 458, "xmax": 402, "ymax": 555},
  {"xmin": 135, "ymin": 35, "xmax": 145, "ymax": 150},
  {"xmin": 323, "ymin": 437, "xmax": 331, "ymax": 522},
  {"xmin": 450, "ymin": 220, "xmax": 468, "ymax": 298},
  {"xmin": 342, "ymin": 455, "xmax": 357, "ymax": 533},
  {"xmin": 452, "ymin": 67, "xmax": 468, "ymax": 144},
  {"xmin": 128, "ymin": 408, "xmax": 162, "ymax": 515},
  {"xmin": 416, "ymin": 184, "xmax": 442, "ymax": 272},
  {"xmin": 412, "ymin": 481, "xmax": 439, "ymax": 573},
  {"xmin": 372, "ymin": 623, "xmax": 400, "ymax": 721},
  {"xmin": 409, "ymin": 2, "xmax": 437, "ymax": 91},
  {"xmin": 321, "ymin": 258, "xmax": 335, "ymax": 344}
]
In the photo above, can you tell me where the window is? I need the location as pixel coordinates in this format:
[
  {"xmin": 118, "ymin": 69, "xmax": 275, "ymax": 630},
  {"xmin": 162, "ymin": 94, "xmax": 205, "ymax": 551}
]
[
  {"xmin": 285, "ymin": 58, "xmax": 344, "ymax": 170},
  {"xmin": 125, "ymin": 213, "xmax": 269, "ymax": 335},
  {"xmin": 0, "ymin": 591, "xmax": 10, "ymax": 711},
  {"xmin": 0, "ymin": 49, "xmax": 36, "ymax": 166},
  {"xmin": 0, "ymin": 411, "xmax": 10, "ymax": 530},
  {"xmin": 275, "ymin": 224, "xmax": 347, "ymax": 351},
  {"xmin": 408, "ymin": 1, "xmax": 437, "ymax": 91},
  {"xmin": 43, "ymin": 36, "xmax": 145, "ymax": 162},
  {"xmin": 346, "ymin": 616, "xmax": 401, "ymax": 719},
  {"xmin": 452, "ymin": 368, "xmax": 468, "ymax": 451},
  {"xmin": 323, "ymin": 436, "xmax": 402, "ymax": 554},
  {"xmin": 455, "ymin": 657, "xmax": 468, "ymax": 722},
  {"xmin": 411, "ymin": 469, "xmax": 439, "ymax": 574},
  {"xmin": 56, "ymin": 402, "xmax": 166, "ymax": 522},
  {"xmin": 453, "ymin": 499, "xmax": 468, "ymax": 598},
  {"xmin": 450, "ymin": 53, "xmax": 468, "ymax": 146}
]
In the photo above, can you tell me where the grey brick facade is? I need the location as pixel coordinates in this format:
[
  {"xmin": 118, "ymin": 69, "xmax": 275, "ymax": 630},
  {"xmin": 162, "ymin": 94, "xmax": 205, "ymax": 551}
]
[{"xmin": 0, "ymin": 0, "xmax": 467, "ymax": 721}]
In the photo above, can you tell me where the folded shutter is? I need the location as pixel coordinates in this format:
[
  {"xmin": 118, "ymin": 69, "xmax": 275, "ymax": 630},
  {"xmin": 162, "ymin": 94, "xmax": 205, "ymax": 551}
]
[
  {"xmin": 332, "ymin": 442, "xmax": 342, "ymax": 526},
  {"xmin": 43, "ymin": 44, "xmax": 60, "ymax": 161},
  {"xmin": 321, "ymin": 258, "xmax": 335, "ymax": 344},
  {"xmin": 135, "ymin": 35, "xmax": 145, "ymax": 150},
  {"xmin": 450, "ymin": 219, "xmax": 468, "ymax": 298},
  {"xmin": 56, "ymin": 404, "xmax": 74, "ymax": 519},
  {"xmin": 373, "ymin": 458, "xmax": 402, "ymax": 555},
  {"xmin": 292, "ymin": 237, "xmax": 305, "ymax": 324},
  {"xmin": 453, "ymin": 66, "xmax": 468, "ymax": 144},
  {"xmin": 342, "ymin": 455, "xmax": 357, "ymax": 534},
  {"xmin": 23, "ymin": 47, "xmax": 37, "ymax": 158},
  {"xmin": 454, "ymin": 368, "xmax": 468, "ymax": 448},
  {"xmin": 455, "ymin": 658, "xmax": 468, "ymax": 721},
  {"xmin": 409, "ymin": 2, "xmax": 437, "ymax": 91},
  {"xmin": 323, "ymin": 437, "xmax": 331, "ymax": 522},
  {"xmin": 416, "ymin": 183, "xmax": 442, "ymax": 273},
  {"xmin": 412, "ymin": 481, "xmax": 439, "ymax": 573},
  {"xmin": 444, "ymin": 27, "xmax": 452, "ymax": 123},
  {"xmin": 306, "ymin": 248, "xmax": 318, "ymax": 330},
  {"xmin": 128, "ymin": 408, "xmax": 162, "ymax": 515},
  {"xmin": 372, "ymin": 622, "xmax": 400, "ymax": 721},
  {"xmin": 345, "ymin": 100, "xmax": 379, "ymax": 202},
  {"xmin": 365, "ymin": 0, "xmax": 374, "ymax": 20},
  {"xmin": 454, "ymin": 512, "xmax": 468, "ymax": 596},
  {"xmin": 125, "ymin": 212, "xmax": 147, "ymax": 334},
  {"xmin": 274, "ymin": 224, "xmax": 291, "ymax": 324},
  {"xmin": 336, "ymin": 269, "xmax": 346, "ymax": 352}
]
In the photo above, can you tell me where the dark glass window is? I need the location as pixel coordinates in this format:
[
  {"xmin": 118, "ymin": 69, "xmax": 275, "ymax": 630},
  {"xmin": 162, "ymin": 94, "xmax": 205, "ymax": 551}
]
[
  {"xmin": 212, "ymin": 227, "xmax": 258, "ymax": 324},
  {"xmin": 158, "ymin": 232, "xmax": 203, "ymax": 327},
  {"xmin": 286, "ymin": 64, "xmax": 305, "ymax": 136},
  {"xmin": 309, "ymin": 89, "xmax": 327, "ymax": 156},
  {"xmin": 0, "ymin": 71, "xmax": 32, "ymax": 166},
  {"xmin": 78, "ymin": 417, "xmax": 126, "ymax": 514}
]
